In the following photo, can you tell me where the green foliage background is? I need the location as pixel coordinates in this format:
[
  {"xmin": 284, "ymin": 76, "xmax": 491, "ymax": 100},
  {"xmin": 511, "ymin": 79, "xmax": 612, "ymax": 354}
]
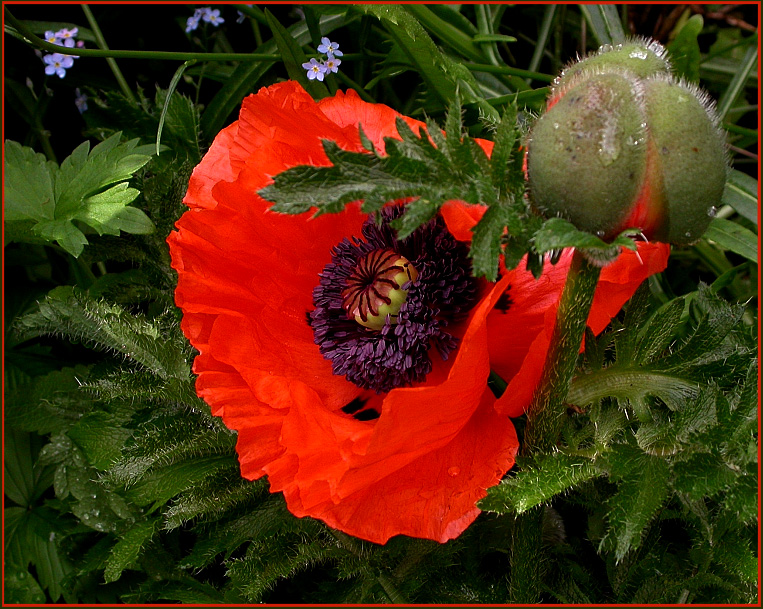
[{"xmin": 3, "ymin": 3, "xmax": 759, "ymax": 604}]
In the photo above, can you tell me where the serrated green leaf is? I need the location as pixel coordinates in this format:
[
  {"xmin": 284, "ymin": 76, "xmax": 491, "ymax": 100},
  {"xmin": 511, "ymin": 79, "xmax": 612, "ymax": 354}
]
[
  {"xmin": 532, "ymin": 218, "xmax": 639, "ymax": 257},
  {"xmin": 673, "ymin": 453, "xmax": 738, "ymax": 499},
  {"xmin": 634, "ymin": 387, "xmax": 717, "ymax": 455},
  {"xmin": 600, "ymin": 451, "xmax": 670, "ymax": 562},
  {"xmin": 469, "ymin": 201, "xmax": 512, "ymax": 281},
  {"xmin": 125, "ymin": 456, "xmax": 235, "ymax": 508},
  {"xmin": 390, "ymin": 199, "xmax": 441, "ymax": 239},
  {"xmin": 4, "ymin": 366, "xmax": 94, "ymax": 435},
  {"xmin": 33, "ymin": 219, "xmax": 90, "ymax": 257},
  {"xmin": 3, "ymin": 140, "xmax": 57, "ymax": 222},
  {"xmin": 570, "ymin": 368, "xmax": 700, "ymax": 413},
  {"xmin": 702, "ymin": 217, "xmax": 758, "ymax": 261},
  {"xmin": 480, "ymin": 453, "xmax": 599, "ymax": 514},
  {"xmin": 261, "ymin": 102, "xmax": 531, "ymax": 278},
  {"xmin": 632, "ymin": 298, "xmax": 685, "ymax": 364},
  {"xmin": 4, "ymin": 134, "xmax": 152, "ymax": 256},
  {"xmin": 14, "ymin": 286, "xmax": 189, "ymax": 380},
  {"xmin": 103, "ymin": 518, "xmax": 160, "ymax": 584},
  {"xmin": 67, "ymin": 412, "xmax": 132, "ymax": 470},
  {"xmin": 4, "ymin": 506, "xmax": 71, "ymax": 601}
]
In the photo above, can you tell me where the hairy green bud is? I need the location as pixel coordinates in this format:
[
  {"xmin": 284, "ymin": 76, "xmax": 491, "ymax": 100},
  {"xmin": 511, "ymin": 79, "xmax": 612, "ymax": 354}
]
[{"xmin": 527, "ymin": 38, "xmax": 727, "ymax": 245}]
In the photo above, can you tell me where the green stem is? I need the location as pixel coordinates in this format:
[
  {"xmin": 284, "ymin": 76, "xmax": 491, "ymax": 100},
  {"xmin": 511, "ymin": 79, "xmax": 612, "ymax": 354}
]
[
  {"xmin": 474, "ymin": 4, "xmax": 500, "ymax": 66},
  {"xmin": 81, "ymin": 4, "xmax": 136, "ymax": 104},
  {"xmin": 508, "ymin": 249, "xmax": 601, "ymax": 603},
  {"xmin": 467, "ymin": 63, "xmax": 555, "ymax": 83},
  {"xmin": 523, "ymin": 249, "xmax": 601, "ymax": 453},
  {"xmin": 5, "ymin": 8, "xmax": 279, "ymax": 62}
]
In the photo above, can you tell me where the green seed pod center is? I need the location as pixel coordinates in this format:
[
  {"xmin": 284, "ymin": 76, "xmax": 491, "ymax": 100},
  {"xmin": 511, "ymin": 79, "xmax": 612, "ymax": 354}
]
[{"xmin": 342, "ymin": 249, "xmax": 418, "ymax": 330}]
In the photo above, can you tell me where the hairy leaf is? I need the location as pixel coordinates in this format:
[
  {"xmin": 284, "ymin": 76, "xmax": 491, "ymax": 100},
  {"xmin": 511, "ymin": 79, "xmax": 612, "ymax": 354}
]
[{"xmin": 480, "ymin": 453, "xmax": 598, "ymax": 514}]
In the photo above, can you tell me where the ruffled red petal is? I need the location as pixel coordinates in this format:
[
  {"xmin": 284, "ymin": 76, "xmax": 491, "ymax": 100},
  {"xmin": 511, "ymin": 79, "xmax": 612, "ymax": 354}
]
[
  {"xmin": 168, "ymin": 81, "xmax": 519, "ymax": 544},
  {"xmin": 491, "ymin": 243, "xmax": 670, "ymax": 417}
]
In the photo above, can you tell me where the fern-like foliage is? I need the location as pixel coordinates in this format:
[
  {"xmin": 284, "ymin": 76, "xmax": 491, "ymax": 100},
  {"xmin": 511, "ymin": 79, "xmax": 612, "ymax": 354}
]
[{"xmin": 481, "ymin": 284, "xmax": 758, "ymax": 603}]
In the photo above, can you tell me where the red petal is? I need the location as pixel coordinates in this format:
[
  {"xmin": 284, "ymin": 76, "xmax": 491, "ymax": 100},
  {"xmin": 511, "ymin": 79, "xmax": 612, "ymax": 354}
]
[
  {"xmin": 168, "ymin": 81, "xmax": 519, "ymax": 544},
  {"xmin": 492, "ymin": 242, "xmax": 669, "ymax": 417},
  {"xmin": 282, "ymin": 388, "xmax": 518, "ymax": 544}
]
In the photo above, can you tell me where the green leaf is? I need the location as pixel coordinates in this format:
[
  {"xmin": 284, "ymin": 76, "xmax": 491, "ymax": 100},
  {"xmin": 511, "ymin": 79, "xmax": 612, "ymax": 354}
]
[
  {"xmin": 600, "ymin": 448, "xmax": 671, "ymax": 562},
  {"xmin": 667, "ymin": 14, "xmax": 703, "ymax": 82},
  {"xmin": 356, "ymin": 4, "xmax": 457, "ymax": 107},
  {"xmin": 634, "ymin": 387, "xmax": 718, "ymax": 456},
  {"xmin": 103, "ymin": 518, "xmax": 160, "ymax": 584},
  {"xmin": 3, "ymin": 506, "xmax": 71, "ymax": 601},
  {"xmin": 480, "ymin": 453, "xmax": 599, "ymax": 514},
  {"xmin": 579, "ymin": 4, "xmax": 626, "ymax": 45},
  {"xmin": 722, "ymin": 169, "xmax": 758, "ymax": 225},
  {"xmin": 260, "ymin": 103, "xmax": 531, "ymax": 279},
  {"xmin": 702, "ymin": 217, "xmax": 758, "ymax": 261},
  {"xmin": 570, "ymin": 285, "xmax": 752, "ymax": 419},
  {"xmin": 469, "ymin": 200, "xmax": 513, "ymax": 281},
  {"xmin": 14, "ymin": 286, "xmax": 190, "ymax": 380},
  {"xmin": 125, "ymin": 456, "xmax": 235, "ymax": 508},
  {"xmin": 4, "ymin": 134, "xmax": 153, "ymax": 257},
  {"xmin": 673, "ymin": 452, "xmax": 738, "ymax": 499},
  {"xmin": 67, "ymin": 412, "xmax": 132, "ymax": 471},
  {"xmin": 532, "ymin": 218, "xmax": 639, "ymax": 259},
  {"xmin": 156, "ymin": 62, "xmax": 198, "ymax": 157},
  {"xmin": 3, "ymin": 140, "xmax": 57, "ymax": 222},
  {"xmin": 107, "ymin": 414, "xmax": 235, "ymax": 490},
  {"xmin": 715, "ymin": 44, "xmax": 758, "ymax": 120},
  {"xmin": 3, "ymin": 562, "xmax": 46, "ymax": 604},
  {"xmin": 4, "ymin": 366, "xmax": 94, "ymax": 435}
]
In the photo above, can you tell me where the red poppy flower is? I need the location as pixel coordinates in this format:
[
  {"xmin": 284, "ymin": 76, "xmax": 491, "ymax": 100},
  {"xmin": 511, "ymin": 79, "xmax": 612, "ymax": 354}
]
[{"xmin": 168, "ymin": 81, "xmax": 669, "ymax": 544}]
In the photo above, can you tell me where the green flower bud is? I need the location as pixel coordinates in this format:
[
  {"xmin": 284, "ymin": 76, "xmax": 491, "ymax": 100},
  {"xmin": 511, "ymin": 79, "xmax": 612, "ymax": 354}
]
[
  {"xmin": 527, "ymin": 39, "xmax": 727, "ymax": 245},
  {"xmin": 554, "ymin": 37, "xmax": 671, "ymax": 94}
]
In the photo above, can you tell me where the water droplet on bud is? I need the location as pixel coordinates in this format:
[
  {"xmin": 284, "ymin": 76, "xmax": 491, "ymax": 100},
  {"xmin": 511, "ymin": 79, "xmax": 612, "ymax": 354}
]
[
  {"xmin": 707, "ymin": 206, "xmax": 717, "ymax": 218},
  {"xmin": 448, "ymin": 466, "xmax": 460, "ymax": 477}
]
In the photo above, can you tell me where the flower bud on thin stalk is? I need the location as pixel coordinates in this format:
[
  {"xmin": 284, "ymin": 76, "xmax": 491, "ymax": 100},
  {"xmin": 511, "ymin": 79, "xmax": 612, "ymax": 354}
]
[
  {"xmin": 524, "ymin": 37, "xmax": 729, "ymax": 450},
  {"xmin": 511, "ymin": 39, "xmax": 729, "ymax": 603}
]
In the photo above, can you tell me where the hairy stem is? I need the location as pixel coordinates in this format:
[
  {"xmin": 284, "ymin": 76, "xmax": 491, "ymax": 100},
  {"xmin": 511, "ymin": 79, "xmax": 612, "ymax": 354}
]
[
  {"xmin": 523, "ymin": 249, "xmax": 602, "ymax": 453},
  {"xmin": 508, "ymin": 249, "xmax": 601, "ymax": 603}
]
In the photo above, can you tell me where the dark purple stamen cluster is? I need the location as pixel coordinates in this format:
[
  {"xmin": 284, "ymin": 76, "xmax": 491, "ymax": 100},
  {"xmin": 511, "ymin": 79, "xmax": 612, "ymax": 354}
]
[{"xmin": 309, "ymin": 206, "xmax": 478, "ymax": 393}]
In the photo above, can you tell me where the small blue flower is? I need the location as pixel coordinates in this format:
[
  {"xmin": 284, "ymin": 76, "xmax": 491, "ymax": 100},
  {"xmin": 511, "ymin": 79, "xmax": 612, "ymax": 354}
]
[
  {"xmin": 44, "ymin": 30, "xmax": 63, "ymax": 46},
  {"xmin": 302, "ymin": 57, "xmax": 327, "ymax": 81},
  {"xmin": 317, "ymin": 37, "xmax": 343, "ymax": 57},
  {"xmin": 43, "ymin": 53, "xmax": 74, "ymax": 78},
  {"xmin": 202, "ymin": 8, "xmax": 224, "ymax": 26},
  {"xmin": 186, "ymin": 8, "xmax": 206, "ymax": 32},
  {"xmin": 185, "ymin": 15, "xmax": 200, "ymax": 33},
  {"xmin": 55, "ymin": 27, "xmax": 78, "ymax": 48},
  {"xmin": 323, "ymin": 55, "xmax": 342, "ymax": 74},
  {"xmin": 236, "ymin": 4, "xmax": 253, "ymax": 24},
  {"xmin": 74, "ymin": 88, "xmax": 88, "ymax": 113}
]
